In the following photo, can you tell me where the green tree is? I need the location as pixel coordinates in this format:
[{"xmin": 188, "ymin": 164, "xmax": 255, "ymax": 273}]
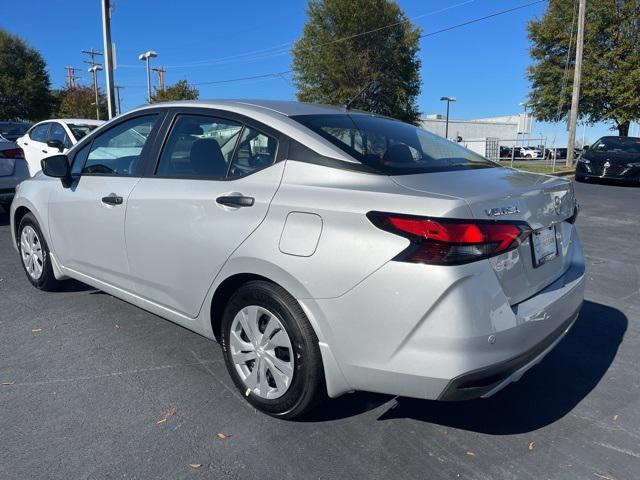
[
  {"xmin": 57, "ymin": 86, "xmax": 107, "ymax": 120},
  {"xmin": 151, "ymin": 79, "xmax": 199, "ymax": 102},
  {"xmin": 528, "ymin": 0, "xmax": 640, "ymax": 136},
  {"xmin": 292, "ymin": 0, "xmax": 422, "ymax": 124},
  {"xmin": 0, "ymin": 29, "xmax": 53, "ymax": 121}
]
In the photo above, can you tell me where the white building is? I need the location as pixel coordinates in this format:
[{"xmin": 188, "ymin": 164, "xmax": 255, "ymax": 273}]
[{"xmin": 420, "ymin": 113, "xmax": 531, "ymax": 147}]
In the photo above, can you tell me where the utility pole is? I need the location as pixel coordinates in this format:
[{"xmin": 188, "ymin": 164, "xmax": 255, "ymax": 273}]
[
  {"xmin": 566, "ymin": 0, "xmax": 586, "ymax": 167},
  {"xmin": 115, "ymin": 86, "xmax": 124, "ymax": 115},
  {"xmin": 101, "ymin": 0, "xmax": 116, "ymax": 119},
  {"xmin": 65, "ymin": 67, "xmax": 81, "ymax": 89},
  {"xmin": 152, "ymin": 66, "xmax": 166, "ymax": 91}
]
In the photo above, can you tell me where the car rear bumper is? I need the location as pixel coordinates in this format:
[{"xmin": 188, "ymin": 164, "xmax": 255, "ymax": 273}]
[
  {"xmin": 0, "ymin": 158, "xmax": 29, "ymax": 203},
  {"xmin": 0, "ymin": 187, "xmax": 16, "ymax": 203},
  {"xmin": 308, "ymin": 226, "xmax": 585, "ymax": 400}
]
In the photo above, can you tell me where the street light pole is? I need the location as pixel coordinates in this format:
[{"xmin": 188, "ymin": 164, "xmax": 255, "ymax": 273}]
[
  {"xmin": 138, "ymin": 51, "xmax": 158, "ymax": 103},
  {"xmin": 88, "ymin": 65, "xmax": 103, "ymax": 120},
  {"xmin": 440, "ymin": 96, "xmax": 456, "ymax": 139},
  {"xmin": 101, "ymin": 0, "xmax": 116, "ymax": 119}
]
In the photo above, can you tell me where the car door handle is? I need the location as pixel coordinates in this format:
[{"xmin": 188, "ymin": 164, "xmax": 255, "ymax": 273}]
[
  {"xmin": 42, "ymin": 149, "xmax": 48, "ymax": 153},
  {"xmin": 101, "ymin": 195, "xmax": 123, "ymax": 205},
  {"xmin": 216, "ymin": 195, "xmax": 255, "ymax": 208}
]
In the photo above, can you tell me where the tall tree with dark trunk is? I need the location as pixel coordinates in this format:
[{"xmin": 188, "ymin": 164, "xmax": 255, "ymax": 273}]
[
  {"xmin": 292, "ymin": 0, "xmax": 422, "ymax": 124},
  {"xmin": 0, "ymin": 29, "xmax": 53, "ymax": 121},
  {"xmin": 528, "ymin": 0, "xmax": 640, "ymax": 136}
]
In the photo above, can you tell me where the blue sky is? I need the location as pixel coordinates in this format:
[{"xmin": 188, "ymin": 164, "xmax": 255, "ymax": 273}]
[{"xmin": 3, "ymin": 0, "xmax": 632, "ymax": 146}]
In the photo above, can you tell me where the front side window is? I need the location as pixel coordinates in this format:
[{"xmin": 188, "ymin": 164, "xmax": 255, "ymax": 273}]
[
  {"xmin": 156, "ymin": 115, "xmax": 243, "ymax": 178},
  {"xmin": 83, "ymin": 115, "xmax": 158, "ymax": 175},
  {"xmin": 292, "ymin": 114, "xmax": 497, "ymax": 175},
  {"xmin": 29, "ymin": 123, "xmax": 50, "ymax": 142}
]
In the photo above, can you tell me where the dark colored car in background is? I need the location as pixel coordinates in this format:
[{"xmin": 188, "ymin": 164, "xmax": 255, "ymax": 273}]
[
  {"xmin": 576, "ymin": 136, "xmax": 640, "ymax": 183},
  {"xmin": 0, "ymin": 121, "xmax": 31, "ymax": 142}
]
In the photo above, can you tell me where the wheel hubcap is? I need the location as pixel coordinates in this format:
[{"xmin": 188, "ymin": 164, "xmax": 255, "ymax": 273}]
[
  {"xmin": 229, "ymin": 305, "xmax": 294, "ymax": 399},
  {"xmin": 20, "ymin": 226, "xmax": 44, "ymax": 280}
]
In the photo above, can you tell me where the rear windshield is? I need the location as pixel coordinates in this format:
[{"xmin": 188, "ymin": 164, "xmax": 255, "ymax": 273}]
[
  {"xmin": 291, "ymin": 113, "xmax": 496, "ymax": 175},
  {"xmin": 68, "ymin": 124, "xmax": 99, "ymax": 141},
  {"xmin": 591, "ymin": 137, "xmax": 640, "ymax": 154},
  {"xmin": 0, "ymin": 122, "xmax": 31, "ymax": 141}
]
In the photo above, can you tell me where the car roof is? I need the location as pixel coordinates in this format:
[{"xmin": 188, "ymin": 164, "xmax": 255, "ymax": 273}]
[
  {"xmin": 130, "ymin": 99, "xmax": 374, "ymax": 118},
  {"xmin": 32, "ymin": 118, "xmax": 104, "ymax": 126}
]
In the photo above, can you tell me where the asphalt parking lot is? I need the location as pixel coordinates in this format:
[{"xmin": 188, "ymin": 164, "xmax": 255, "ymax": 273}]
[{"xmin": 0, "ymin": 179, "xmax": 638, "ymax": 480}]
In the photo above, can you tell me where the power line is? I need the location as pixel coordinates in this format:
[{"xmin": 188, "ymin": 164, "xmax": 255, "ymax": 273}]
[
  {"xmin": 419, "ymin": 0, "xmax": 547, "ymax": 38},
  {"xmin": 118, "ymin": 0, "xmax": 479, "ymax": 70},
  {"xmin": 120, "ymin": 1, "xmax": 546, "ymax": 90}
]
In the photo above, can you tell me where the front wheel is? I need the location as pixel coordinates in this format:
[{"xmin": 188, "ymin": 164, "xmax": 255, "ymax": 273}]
[
  {"xmin": 220, "ymin": 280, "xmax": 326, "ymax": 419},
  {"xmin": 18, "ymin": 213, "xmax": 61, "ymax": 291}
]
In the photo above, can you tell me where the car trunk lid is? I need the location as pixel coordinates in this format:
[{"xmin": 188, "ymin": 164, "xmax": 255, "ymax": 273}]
[{"xmin": 391, "ymin": 167, "xmax": 577, "ymax": 304}]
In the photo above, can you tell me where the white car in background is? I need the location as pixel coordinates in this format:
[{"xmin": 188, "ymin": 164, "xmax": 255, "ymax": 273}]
[{"xmin": 17, "ymin": 119, "xmax": 103, "ymax": 176}]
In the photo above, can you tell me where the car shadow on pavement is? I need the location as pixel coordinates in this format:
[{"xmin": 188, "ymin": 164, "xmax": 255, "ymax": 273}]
[
  {"xmin": 375, "ymin": 300, "xmax": 626, "ymax": 434},
  {"xmin": 308, "ymin": 301, "xmax": 626, "ymax": 433}
]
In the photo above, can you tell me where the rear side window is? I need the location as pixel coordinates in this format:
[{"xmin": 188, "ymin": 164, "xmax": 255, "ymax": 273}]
[
  {"xmin": 156, "ymin": 115, "xmax": 243, "ymax": 178},
  {"xmin": 48, "ymin": 123, "xmax": 70, "ymax": 148},
  {"xmin": 228, "ymin": 127, "xmax": 278, "ymax": 178},
  {"xmin": 83, "ymin": 115, "xmax": 158, "ymax": 176},
  {"xmin": 29, "ymin": 123, "xmax": 50, "ymax": 142},
  {"xmin": 292, "ymin": 114, "xmax": 496, "ymax": 175}
]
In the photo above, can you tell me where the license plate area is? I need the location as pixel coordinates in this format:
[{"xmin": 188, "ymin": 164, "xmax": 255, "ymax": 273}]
[{"xmin": 531, "ymin": 224, "xmax": 558, "ymax": 267}]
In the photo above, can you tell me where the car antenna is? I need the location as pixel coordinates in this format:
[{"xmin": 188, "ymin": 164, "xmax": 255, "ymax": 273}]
[{"xmin": 345, "ymin": 80, "xmax": 379, "ymax": 110}]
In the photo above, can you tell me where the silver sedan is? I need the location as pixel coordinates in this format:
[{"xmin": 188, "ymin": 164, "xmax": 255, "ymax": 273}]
[{"xmin": 10, "ymin": 100, "xmax": 585, "ymax": 418}]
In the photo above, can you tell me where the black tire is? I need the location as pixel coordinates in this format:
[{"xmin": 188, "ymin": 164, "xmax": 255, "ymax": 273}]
[
  {"xmin": 17, "ymin": 212, "xmax": 61, "ymax": 291},
  {"xmin": 220, "ymin": 280, "xmax": 326, "ymax": 419}
]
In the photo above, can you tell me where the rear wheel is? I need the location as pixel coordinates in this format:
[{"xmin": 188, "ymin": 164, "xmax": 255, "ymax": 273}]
[
  {"xmin": 220, "ymin": 280, "xmax": 325, "ymax": 419},
  {"xmin": 18, "ymin": 213, "xmax": 61, "ymax": 291}
]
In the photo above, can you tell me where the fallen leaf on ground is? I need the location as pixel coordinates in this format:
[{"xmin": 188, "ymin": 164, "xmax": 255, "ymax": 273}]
[
  {"xmin": 156, "ymin": 407, "xmax": 176, "ymax": 424},
  {"xmin": 528, "ymin": 442, "xmax": 536, "ymax": 451},
  {"xmin": 465, "ymin": 451, "xmax": 476, "ymax": 457},
  {"xmin": 189, "ymin": 464, "xmax": 202, "ymax": 469},
  {"xmin": 594, "ymin": 473, "xmax": 615, "ymax": 480},
  {"xmin": 217, "ymin": 432, "xmax": 232, "ymax": 440},
  {"xmin": 1, "ymin": 381, "xmax": 15, "ymax": 385},
  {"xmin": 31, "ymin": 328, "xmax": 42, "ymax": 333},
  {"xmin": 115, "ymin": 324, "xmax": 120, "ymax": 330},
  {"xmin": 613, "ymin": 415, "xmax": 619, "ymax": 422}
]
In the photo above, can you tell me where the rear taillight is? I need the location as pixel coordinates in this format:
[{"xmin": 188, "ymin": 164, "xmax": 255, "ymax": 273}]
[
  {"xmin": 367, "ymin": 211, "xmax": 531, "ymax": 265},
  {"xmin": 0, "ymin": 148, "xmax": 25, "ymax": 159}
]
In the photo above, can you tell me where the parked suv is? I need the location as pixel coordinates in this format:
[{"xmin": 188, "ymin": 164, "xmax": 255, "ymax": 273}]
[{"xmin": 11, "ymin": 100, "xmax": 585, "ymax": 418}]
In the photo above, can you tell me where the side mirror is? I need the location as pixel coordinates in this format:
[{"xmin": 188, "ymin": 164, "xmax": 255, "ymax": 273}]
[
  {"xmin": 41, "ymin": 155, "xmax": 73, "ymax": 188},
  {"xmin": 46, "ymin": 139, "xmax": 64, "ymax": 152}
]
